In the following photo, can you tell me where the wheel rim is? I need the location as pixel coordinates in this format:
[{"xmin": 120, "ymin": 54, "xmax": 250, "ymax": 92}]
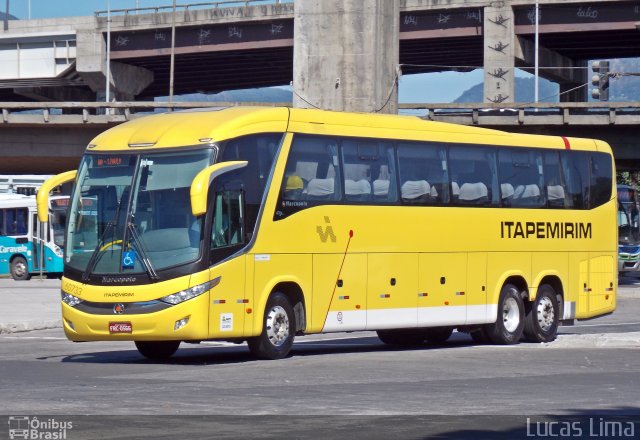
[
  {"xmin": 536, "ymin": 296, "xmax": 556, "ymax": 332},
  {"xmin": 265, "ymin": 305, "xmax": 290, "ymax": 347},
  {"xmin": 13, "ymin": 260, "xmax": 26, "ymax": 278},
  {"xmin": 503, "ymin": 297, "xmax": 520, "ymax": 333}
]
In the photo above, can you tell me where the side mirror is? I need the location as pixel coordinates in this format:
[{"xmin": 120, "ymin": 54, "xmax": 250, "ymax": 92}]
[
  {"xmin": 36, "ymin": 170, "xmax": 77, "ymax": 223},
  {"xmin": 190, "ymin": 161, "xmax": 248, "ymax": 217}
]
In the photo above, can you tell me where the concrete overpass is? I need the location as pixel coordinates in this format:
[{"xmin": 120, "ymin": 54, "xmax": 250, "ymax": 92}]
[
  {"xmin": 1, "ymin": 0, "xmax": 640, "ymax": 173},
  {"xmin": 2, "ymin": 101, "xmax": 640, "ymax": 173},
  {"xmin": 2, "ymin": 0, "xmax": 640, "ymax": 104}
]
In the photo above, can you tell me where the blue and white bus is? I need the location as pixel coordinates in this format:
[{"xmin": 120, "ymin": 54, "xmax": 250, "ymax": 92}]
[{"xmin": 0, "ymin": 194, "xmax": 67, "ymax": 280}]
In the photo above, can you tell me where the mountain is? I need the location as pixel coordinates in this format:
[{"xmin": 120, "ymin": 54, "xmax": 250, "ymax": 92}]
[
  {"xmin": 454, "ymin": 77, "xmax": 559, "ymax": 103},
  {"xmin": 158, "ymin": 87, "xmax": 292, "ymax": 103},
  {"xmin": 0, "ymin": 12, "xmax": 18, "ymax": 20},
  {"xmin": 454, "ymin": 59, "xmax": 640, "ymax": 103}
]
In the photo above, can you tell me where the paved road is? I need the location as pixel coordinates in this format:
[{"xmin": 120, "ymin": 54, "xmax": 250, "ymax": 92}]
[{"xmin": 0, "ymin": 278, "xmax": 638, "ymax": 439}]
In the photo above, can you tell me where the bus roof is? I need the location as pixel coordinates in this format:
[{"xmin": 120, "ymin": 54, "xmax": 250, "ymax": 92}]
[
  {"xmin": 0, "ymin": 194, "xmax": 35, "ymax": 208},
  {"xmin": 86, "ymin": 106, "xmax": 610, "ymax": 154}
]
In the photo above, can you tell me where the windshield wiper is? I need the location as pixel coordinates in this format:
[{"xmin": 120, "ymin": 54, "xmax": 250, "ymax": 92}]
[
  {"xmin": 81, "ymin": 191, "xmax": 127, "ymax": 282},
  {"xmin": 126, "ymin": 222, "xmax": 159, "ymax": 281},
  {"xmin": 81, "ymin": 221, "xmax": 117, "ymax": 282}
]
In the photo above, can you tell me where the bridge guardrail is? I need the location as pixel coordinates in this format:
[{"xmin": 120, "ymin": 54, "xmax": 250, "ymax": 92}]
[
  {"xmin": 95, "ymin": 0, "xmax": 291, "ymax": 17},
  {"xmin": 1, "ymin": 101, "xmax": 640, "ymax": 125}
]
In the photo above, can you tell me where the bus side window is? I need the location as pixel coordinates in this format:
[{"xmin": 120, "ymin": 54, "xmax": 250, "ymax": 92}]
[
  {"xmin": 0, "ymin": 209, "xmax": 4, "ymax": 235},
  {"xmin": 543, "ymin": 151, "xmax": 566, "ymax": 208},
  {"xmin": 341, "ymin": 139, "xmax": 396, "ymax": 203},
  {"xmin": 561, "ymin": 151, "xmax": 590, "ymax": 209},
  {"xmin": 449, "ymin": 146, "xmax": 497, "ymax": 206},
  {"xmin": 499, "ymin": 149, "xmax": 544, "ymax": 208},
  {"xmin": 397, "ymin": 142, "xmax": 449, "ymax": 205},
  {"xmin": 590, "ymin": 152, "xmax": 613, "ymax": 209},
  {"xmin": 281, "ymin": 135, "xmax": 342, "ymax": 202}
]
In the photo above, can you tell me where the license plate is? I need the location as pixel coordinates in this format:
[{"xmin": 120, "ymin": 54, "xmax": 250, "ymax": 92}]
[{"xmin": 109, "ymin": 322, "xmax": 132, "ymax": 334}]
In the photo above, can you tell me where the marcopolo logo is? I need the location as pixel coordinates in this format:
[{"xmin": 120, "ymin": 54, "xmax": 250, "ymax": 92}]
[{"xmin": 8, "ymin": 416, "xmax": 73, "ymax": 440}]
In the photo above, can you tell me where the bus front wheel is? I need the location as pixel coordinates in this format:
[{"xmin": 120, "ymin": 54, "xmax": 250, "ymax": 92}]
[
  {"xmin": 10, "ymin": 256, "xmax": 30, "ymax": 281},
  {"xmin": 247, "ymin": 292, "xmax": 295, "ymax": 360},
  {"xmin": 135, "ymin": 341, "xmax": 180, "ymax": 360},
  {"xmin": 486, "ymin": 283, "xmax": 525, "ymax": 345},
  {"xmin": 523, "ymin": 284, "xmax": 559, "ymax": 343}
]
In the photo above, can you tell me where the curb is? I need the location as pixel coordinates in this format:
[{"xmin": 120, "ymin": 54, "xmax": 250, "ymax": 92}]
[{"xmin": 0, "ymin": 319, "xmax": 62, "ymax": 334}]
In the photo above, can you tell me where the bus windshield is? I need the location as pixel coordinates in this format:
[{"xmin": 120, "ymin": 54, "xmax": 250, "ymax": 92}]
[{"xmin": 65, "ymin": 150, "xmax": 213, "ymax": 275}]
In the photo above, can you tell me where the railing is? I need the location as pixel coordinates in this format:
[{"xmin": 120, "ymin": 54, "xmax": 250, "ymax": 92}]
[
  {"xmin": 95, "ymin": 0, "xmax": 291, "ymax": 17},
  {"xmin": 1, "ymin": 101, "xmax": 640, "ymax": 125}
]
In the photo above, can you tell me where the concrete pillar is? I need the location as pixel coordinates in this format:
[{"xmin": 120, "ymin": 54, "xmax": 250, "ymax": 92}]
[
  {"xmin": 483, "ymin": 3, "xmax": 515, "ymax": 104},
  {"xmin": 293, "ymin": 0, "xmax": 399, "ymax": 114},
  {"xmin": 76, "ymin": 28, "xmax": 153, "ymax": 100}
]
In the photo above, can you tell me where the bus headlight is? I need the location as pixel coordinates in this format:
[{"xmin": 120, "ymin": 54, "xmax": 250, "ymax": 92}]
[
  {"xmin": 53, "ymin": 246, "xmax": 63, "ymax": 258},
  {"xmin": 160, "ymin": 278, "xmax": 220, "ymax": 305},
  {"xmin": 61, "ymin": 291, "xmax": 83, "ymax": 307}
]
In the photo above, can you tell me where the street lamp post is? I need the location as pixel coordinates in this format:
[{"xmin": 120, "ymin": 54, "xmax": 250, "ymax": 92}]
[
  {"xmin": 106, "ymin": 0, "xmax": 111, "ymax": 104},
  {"xmin": 534, "ymin": 0, "xmax": 539, "ymax": 104},
  {"xmin": 169, "ymin": 0, "xmax": 176, "ymax": 106},
  {"xmin": 3, "ymin": 0, "xmax": 9, "ymax": 31}
]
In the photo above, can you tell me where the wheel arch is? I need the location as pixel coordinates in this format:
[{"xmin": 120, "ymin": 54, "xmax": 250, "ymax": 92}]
[
  {"xmin": 492, "ymin": 273, "xmax": 529, "ymax": 304},
  {"xmin": 535, "ymin": 275, "xmax": 565, "ymax": 319},
  {"xmin": 271, "ymin": 281, "xmax": 307, "ymax": 334},
  {"xmin": 254, "ymin": 276, "xmax": 308, "ymax": 335}
]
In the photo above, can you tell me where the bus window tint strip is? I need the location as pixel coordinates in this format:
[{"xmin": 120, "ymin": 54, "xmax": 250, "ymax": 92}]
[{"xmin": 276, "ymin": 135, "xmax": 613, "ymax": 219}]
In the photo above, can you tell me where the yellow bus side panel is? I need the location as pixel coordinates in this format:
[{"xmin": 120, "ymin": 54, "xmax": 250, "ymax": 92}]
[
  {"xmin": 588, "ymin": 254, "xmax": 616, "ymax": 316},
  {"xmin": 418, "ymin": 253, "xmax": 467, "ymax": 326},
  {"xmin": 313, "ymin": 253, "xmax": 367, "ymax": 333},
  {"xmin": 208, "ymin": 256, "xmax": 246, "ymax": 338},
  {"xmin": 487, "ymin": 252, "xmax": 532, "ymax": 307},
  {"xmin": 367, "ymin": 253, "xmax": 418, "ymax": 330},
  {"xmin": 251, "ymin": 253, "xmax": 313, "ymax": 337},
  {"xmin": 571, "ymin": 252, "xmax": 590, "ymax": 319},
  {"xmin": 466, "ymin": 252, "xmax": 488, "ymax": 324}
]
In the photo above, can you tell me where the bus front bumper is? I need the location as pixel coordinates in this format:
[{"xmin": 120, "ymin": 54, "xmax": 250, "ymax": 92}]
[{"xmin": 61, "ymin": 293, "xmax": 209, "ymax": 342}]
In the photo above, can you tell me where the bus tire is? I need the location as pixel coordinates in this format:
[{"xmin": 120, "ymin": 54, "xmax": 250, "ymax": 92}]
[
  {"xmin": 10, "ymin": 256, "xmax": 30, "ymax": 281},
  {"xmin": 486, "ymin": 283, "xmax": 525, "ymax": 345},
  {"xmin": 424, "ymin": 327, "xmax": 453, "ymax": 344},
  {"xmin": 523, "ymin": 284, "xmax": 559, "ymax": 343},
  {"xmin": 135, "ymin": 341, "xmax": 180, "ymax": 359},
  {"xmin": 247, "ymin": 292, "xmax": 295, "ymax": 360},
  {"xmin": 377, "ymin": 329, "xmax": 425, "ymax": 346}
]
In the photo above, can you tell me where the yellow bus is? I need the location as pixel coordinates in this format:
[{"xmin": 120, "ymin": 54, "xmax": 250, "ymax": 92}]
[{"xmin": 38, "ymin": 107, "xmax": 616, "ymax": 360}]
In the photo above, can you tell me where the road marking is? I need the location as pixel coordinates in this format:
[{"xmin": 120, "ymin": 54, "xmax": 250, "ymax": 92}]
[
  {"xmin": 573, "ymin": 321, "xmax": 640, "ymax": 328},
  {"xmin": 0, "ymin": 336, "xmax": 67, "ymax": 340}
]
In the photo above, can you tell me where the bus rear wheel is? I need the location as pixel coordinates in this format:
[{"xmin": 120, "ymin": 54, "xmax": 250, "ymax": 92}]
[
  {"xmin": 135, "ymin": 341, "xmax": 180, "ymax": 360},
  {"xmin": 486, "ymin": 283, "xmax": 525, "ymax": 345},
  {"xmin": 10, "ymin": 256, "xmax": 30, "ymax": 281},
  {"xmin": 523, "ymin": 285, "xmax": 559, "ymax": 343},
  {"xmin": 248, "ymin": 292, "xmax": 295, "ymax": 360}
]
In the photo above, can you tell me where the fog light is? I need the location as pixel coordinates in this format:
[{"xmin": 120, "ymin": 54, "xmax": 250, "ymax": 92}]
[
  {"xmin": 174, "ymin": 317, "xmax": 190, "ymax": 331},
  {"xmin": 65, "ymin": 319, "xmax": 75, "ymax": 330}
]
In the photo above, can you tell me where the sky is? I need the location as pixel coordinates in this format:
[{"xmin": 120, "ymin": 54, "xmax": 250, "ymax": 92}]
[{"xmin": 4, "ymin": 0, "xmax": 499, "ymax": 103}]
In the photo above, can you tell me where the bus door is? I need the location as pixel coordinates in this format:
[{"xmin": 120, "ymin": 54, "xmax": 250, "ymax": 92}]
[
  {"xmin": 418, "ymin": 253, "xmax": 467, "ymax": 326},
  {"xmin": 208, "ymin": 190, "xmax": 247, "ymax": 338},
  {"xmin": 31, "ymin": 212, "xmax": 41, "ymax": 270}
]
